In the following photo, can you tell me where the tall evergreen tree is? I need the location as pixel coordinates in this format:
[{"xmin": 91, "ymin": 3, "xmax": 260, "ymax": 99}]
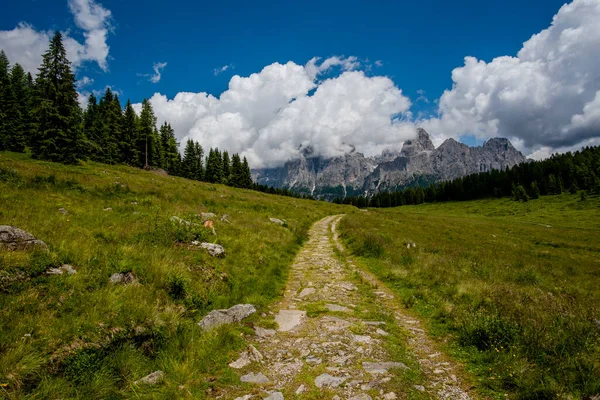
[
  {"xmin": 30, "ymin": 32, "xmax": 83, "ymax": 163},
  {"xmin": 8, "ymin": 63, "xmax": 28, "ymax": 152},
  {"xmin": 193, "ymin": 141, "xmax": 204, "ymax": 180},
  {"xmin": 222, "ymin": 150, "xmax": 231, "ymax": 184},
  {"xmin": 121, "ymin": 100, "xmax": 140, "ymax": 165},
  {"xmin": 230, "ymin": 153, "xmax": 243, "ymax": 187},
  {"xmin": 159, "ymin": 122, "xmax": 180, "ymax": 174},
  {"xmin": 137, "ymin": 99, "xmax": 159, "ymax": 167},
  {"xmin": 0, "ymin": 51, "xmax": 25, "ymax": 152},
  {"xmin": 181, "ymin": 139, "xmax": 197, "ymax": 179},
  {"xmin": 83, "ymin": 94, "xmax": 101, "ymax": 159},
  {"xmin": 241, "ymin": 156, "xmax": 253, "ymax": 188},
  {"xmin": 205, "ymin": 148, "xmax": 224, "ymax": 183}
]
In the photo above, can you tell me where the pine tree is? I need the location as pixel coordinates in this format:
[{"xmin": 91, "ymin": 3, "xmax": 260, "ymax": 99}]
[
  {"xmin": 181, "ymin": 139, "xmax": 196, "ymax": 179},
  {"xmin": 159, "ymin": 122, "xmax": 180, "ymax": 174},
  {"xmin": 83, "ymin": 94, "xmax": 101, "ymax": 159},
  {"xmin": 137, "ymin": 99, "xmax": 159, "ymax": 167},
  {"xmin": 0, "ymin": 50, "xmax": 10, "ymax": 151},
  {"xmin": 222, "ymin": 150, "xmax": 231, "ymax": 184},
  {"xmin": 530, "ymin": 181, "xmax": 540, "ymax": 199},
  {"xmin": 121, "ymin": 100, "xmax": 140, "ymax": 165},
  {"xmin": 31, "ymin": 32, "xmax": 83, "ymax": 163},
  {"xmin": 230, "ymin": 153, "xmax": 243, "ymax": 187},
  {"xmin": 0, "ymin": 51, "xmax": 26, "ymax": 152},
  {"xmin": 8, "ymin": 63, "xmax": 28, "ymax": 152},
  {"xmin": 205, "ymin": 148, "xmax": 224, "ymax": 183},
  {"xmin": 193, "ymin": 141, "xmax": 204, "ymax": 180},
  {"xmin": 241, "ymin": 156, "xmax": 253, "ymax": 188}
]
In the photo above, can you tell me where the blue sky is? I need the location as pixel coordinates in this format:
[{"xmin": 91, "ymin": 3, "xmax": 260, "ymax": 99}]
[
  {"xmin": 0, "ymin": 0, "xmax": 566, "ymax": 105},
  {"xmin": 1, "ymin": 0, "xmax": 599, "ymax": 166}
]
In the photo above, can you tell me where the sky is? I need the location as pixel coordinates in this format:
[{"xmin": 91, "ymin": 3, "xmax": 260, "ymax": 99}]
[{"xmin": 1, "ymin": 0, "xmax": 599, "ymax": 167}]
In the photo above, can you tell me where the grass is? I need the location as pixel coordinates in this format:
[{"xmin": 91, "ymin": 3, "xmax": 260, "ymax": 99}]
[
  {"xmin": 340, "ymin": 195, "xmax": 600, "ymax": 399},
  {"xmin": 0, "ymin": 151, "xmax": 347, "ymax": 398}
]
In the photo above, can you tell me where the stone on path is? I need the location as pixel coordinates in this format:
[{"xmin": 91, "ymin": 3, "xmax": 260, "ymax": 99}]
[
  {"xmin": 0, "ymin": 226, "xmax": 48, "ymax": 251},
  {"xmin": 198, "ymin": 304, "xmax": 256, "ymax": 330},
  {"xmin": 240, "ymin": 372, "xmax": 270, "ymax": 384},
  {"xmin": 326, "ymin": 303, "xmax": 352, "ymax": 313},
  {"xmin": 362, "ymin": 361, "xmax": 408, "ymax": 374},
  {"xmin": 338, "ymin": 282, "xmax": 358, "ymax": 291},
  {"xmin": 264, "ymin": 392, "xmax": 284, "ymax": 400},
  {"xmin": 254, "ymin": 326, "xmax": 276, "ymax": 338},
  {"xmin": 295, "ymin": 384, "xmax": 306, "ymax": 395},
  {"xmin": 297, "ymin": 287, "xmax": 315, "ymax": 298},
  {"xmin": 384, "ymin": 393, "xmax": 398, "ymax": 399},
  {"xmin": 274, "ymin": 310, "xmax": 306, "ymax": 332},
  {"xmin": 314, "ymin": 373, "xmax": 346, "ymax": 389},
  {"xmin": 349, "ymin": 394, "xmax": 372, "ymax": 400},
  {"xmin": 134, "ymin": 370, "xmax": 163, "ymax": 385}
]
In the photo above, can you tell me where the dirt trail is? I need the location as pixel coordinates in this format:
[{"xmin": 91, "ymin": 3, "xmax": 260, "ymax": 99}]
[{"xmin": 228, "ymin": 215, "xmax": 473, "ymax": 400}]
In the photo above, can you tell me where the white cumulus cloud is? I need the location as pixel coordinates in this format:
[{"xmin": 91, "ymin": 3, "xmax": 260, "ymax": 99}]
[
  {"xmin": 0, "ymin": 0, "xmax": 113, "ymax": 74},
  {"xmin": 137, "ymin": 56, "xmax": 415, "ymax": 168},
  {"xmin": 420, "ymin": 0, "xmax": 600, "ymax": 157}
]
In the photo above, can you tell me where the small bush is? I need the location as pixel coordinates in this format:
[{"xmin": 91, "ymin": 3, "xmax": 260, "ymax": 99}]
[
  {"xmin": 0, "ymin": 166, "xmax": 23, "ymax": 184},
  {"xmin": 357, "ymin": 233, "xmax": 385, "ymax": 258},
  {"xmin": 458, "ymin": 314, "xmax": 521, "ymax": 351},
  {"xmin": 166, "ymin": 272, "xmax": 189, "ymax": 300}
]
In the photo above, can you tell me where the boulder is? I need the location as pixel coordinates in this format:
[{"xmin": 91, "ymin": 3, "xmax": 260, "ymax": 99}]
[
  {"xmin": 135, "ymin": 370, "xmax": 163, "ymax": 385},
  {"xmin": 314, "ymin": 373, "xmax": 346, "ymax": 388},
  {"xmin": 264, "ymin": 392, "xmax": 284, "ymax": 400},
  {"xmin": 240, "ymin": 372, "xmax": 270, "ymax": 384},
  {"xmin": 0, "ymin": 226, "xmax": 48, "ymax": 251},
  {"xmin": 199, "ymin": 242, "xmax": 225, "ymax": 257},
  {"xmin": 198, "ymin": 304, "xmax": 256, "ymax": 330},
  {"xmin": 109, "ymin": 272, "xmax": 137, "ymax": 285},
  {"xmin": 47, "ymin": 264, "xmax": 77, "ymax": 275}
]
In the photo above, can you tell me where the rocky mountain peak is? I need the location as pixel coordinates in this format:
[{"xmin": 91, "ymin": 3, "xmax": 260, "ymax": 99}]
[{"xmin": 401, "ymin": 128, "xmax": 435, "ymax": 157}]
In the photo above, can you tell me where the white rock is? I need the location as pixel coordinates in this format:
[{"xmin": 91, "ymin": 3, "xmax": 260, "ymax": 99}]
[
  {"xmin": 295, "ymin": 384, "xmax": 306, "ymax": 395},
  {"xmin": 297, "ymin": 287, "xmax": 315, "ymax": 298},
  {"xmin": 134, "ymin": 370, "xmax": 163, "ymax": 385},
  {"xmin": 314, "ymin": 373, "xmax": 346, "ymax": 388},
  {"xmin": 264, "ymin": 392, "xmax": 284, "ymax": 400},
  {"xmin": 275, "ymin": 310, "xmax": 306, "ymax": 332},
  {"xmin": 326, "ymin": 304, "xmax": 352, "ymax": 313},
  {"xmin": 199, "ymin": 242, "xmax": 225, "ymax": 257},
  {"xmin": 254, "ymin": 326, "xmax": 276, "ymax": 338},
  {"xmin": 240, "ymin": 372, "xmax": 270, "ymax": 384},
  {"xmin": 269, "ymin": 218, "xmax": 285, "ymax": 225},
  {"xmin": 234, "ymin": 395, "xmax": 253, "ymax": 400},
  {"xmin": 362, "ymin": 361, "xmax": 408, "ymax": 374},
  {"xmin": 349, "ymin": 395, "xmax": 372, "ymax": 400},
  {"xmin": 376, "ymin": 328, "xmax": 389, "ymax": 336},
  {"xmin": 46, "ymin": 264, "xmax": 77, "ymax": 275},
  {"xmin": 198, "ymin": 304, "xmax": 256, "ymax": 330}
]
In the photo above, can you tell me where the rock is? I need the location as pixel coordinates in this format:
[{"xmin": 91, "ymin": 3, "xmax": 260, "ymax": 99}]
[
  {"xmin": 47, "ymin": 264, "xmax": 77, "ymax": 275},
  {"xmin": 254, "ymin": 326, "xmax": 276, "ymax": 338},
  {"xmin": 352, "ymin": 335, "xmax": 372, "ymax": 344},
  {"xmin": 384, "ymin": 393, "xmax": 397, "ymax": 399},
  {"xmin": 349, "ymin": 395, "xmax": 372, "ymax": 400},
  {"xmin": 264, "ymin": 392, "xmax": 283, "ymax": 400},
  {"xmin": 131, "ymin": 201, "xmax": 139, "ymax": 205},
  {"xmin": 305, "ymin": 355, "xmax": 322, "ymax": 364},
  {"xmin": 376, "ymin": 328, "xmax": 389, "ymax": 336},
  {"xmin": 170, "ymin": 216, "xmax": 195, "ymax": 226},
  {"xmin": 269, "ymin": 218, "xmax": 285, "ymax": 225},
  {"xmin": 314, "ymin": 373, "xmax": 346, "ymax": 389},
  {"xmin": 274, "ymin": 310, "xmax": 306, "ymax": 331},
  {"xmin": 326, "ymin": 304, "xmax": 352, "ymax": 313},
  {"xmin": 240, "ymin": 372, "xmax": 270, "ymax": 384},
  {"xmin": 200, "ymin": 212, "xmax": 217, "ymax": 220},
  {"xmin": 297, "ymin": 287, "xmax": 315, "ymax": 298},
  {"xmin": 229, "ymin": 354, "xmax": 251, "ymax": 369},
  {"xmin": 103, "ymin": 207, "xmax": 112, "ymax": 211},
  {"xmin": 234, "ymin": 396, "xmax": 253, "ymax": 400},
  {"xmin": 413, "ymin": 385, "xmax": 425, "ymax": 392},
  {"xmin": 295, "ymin": 384, "xmax": 306, "ymax": 395},
  {"xmin": 109, "ymin": 272, "xmax": 137, "ymax": 285},
  {"xmin": 338, "ymin": 282, "xmax": 357, "ymax": 291},
  {"xmin": 198, "ymin": 242, "xmax": 225, "ymax": 257},
  {"xmin": 134, "ymin": 370, "xmax": 163, "ymax": 385},
  {"xmin": 220, "ymin": 214, "xmax": 232, "ymax": 224},
  {"xmin": 362, "ymin": 361, "xmax": 408, "ymax": 374},
  {"xmin": 0, "ymin": 226, "xmax": 48, "ymax": 251},
  {"xmin": 198, "ymin": 304, "xmax": 256, "ymax": 330},
  {"xmin": 58, "ymin": 208, "xmax": 68, "ymax": 215}
]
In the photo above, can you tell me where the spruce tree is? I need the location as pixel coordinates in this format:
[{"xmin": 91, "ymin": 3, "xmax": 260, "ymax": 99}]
[
  {"xmin": 8, "ymin": 63, "xmax": 28, "ymax": 152},
  {"xmin": 160, "ymin": 122, "xmax": 180, "ymax": 174},
  {"xmin": 31, "ymin": 32, "xmax": 83, "ymax": 163},
  {"xmin": 137, "ymin": 99, "xmax": 158, "ymax": 167},
  {"xmin": 193, "ymin": 141, "xmax": 204, "ymax": 180},
  {"xmin": 83, "ymin": 94, "xmax": 101, "ymax": 159},
  {"xmin": 0, "ymin": 51, "xmax": 25, "ymax": 152},
  {"xmin": 230, "ymin": 153, "xmax": 242, "ymax": 187},
  {"xmin": 222, "ymin": 150, "xmax": 231, "ymax": 184},
  {"xmin": 241, "ymin": 156, "xmax": 253, "ymax": 188},
  {"xmin": 121, "ymin": 100, "xmax": 140, "ymax": 165},
  {"xmin": 181, "ymin": 139, "xmax": 196, "ymax": 179}
]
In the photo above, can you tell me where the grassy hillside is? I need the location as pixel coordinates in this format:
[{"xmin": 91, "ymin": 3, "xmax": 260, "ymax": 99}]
[
  {"xmin": 0, "ymin": 152, "xmax": 346, "ymax": 398},
  {"xmin": 340, "ymin": 196, "xmax": 600, "ymax": 399}
]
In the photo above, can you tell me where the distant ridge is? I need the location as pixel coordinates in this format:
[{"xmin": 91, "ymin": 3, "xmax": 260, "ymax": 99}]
[{"xmin": 252, "ymin": 129, "xmax": 527, "ymax": 199}]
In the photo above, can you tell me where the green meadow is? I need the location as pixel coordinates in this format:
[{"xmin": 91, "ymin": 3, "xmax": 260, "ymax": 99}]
[
  {"xmin": 0, "ymin": 152, "xmax": 344, "ymax": 398},
  {"xmin": 340, "ymin": 195, "xmax": 600, "ymax": 399}
]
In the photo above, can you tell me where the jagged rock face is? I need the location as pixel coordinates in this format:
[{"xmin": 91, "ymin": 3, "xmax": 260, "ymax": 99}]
[{"xmin": 252, "ymin": 130, "xmax": 527, "ymax": 199}]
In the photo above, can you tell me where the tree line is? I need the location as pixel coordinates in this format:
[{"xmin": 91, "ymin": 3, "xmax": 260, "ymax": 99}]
[
  {"xmin": 336, "ymin": 145, "xmax": 600, "ymax": 208},
  {"xmin": 0, "ymin": 31, "xmax": 258, "ymax": 189}
]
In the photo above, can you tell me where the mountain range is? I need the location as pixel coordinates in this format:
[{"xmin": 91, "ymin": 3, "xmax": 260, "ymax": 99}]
[{"xmin": 251, "ymin": 129, "xmax": 528, "ymax": 199}]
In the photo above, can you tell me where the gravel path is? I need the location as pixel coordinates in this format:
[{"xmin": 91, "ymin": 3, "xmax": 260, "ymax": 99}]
[{"xmin": 228, "ymin": 215, "xmax": 473, "ymax": 400}]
